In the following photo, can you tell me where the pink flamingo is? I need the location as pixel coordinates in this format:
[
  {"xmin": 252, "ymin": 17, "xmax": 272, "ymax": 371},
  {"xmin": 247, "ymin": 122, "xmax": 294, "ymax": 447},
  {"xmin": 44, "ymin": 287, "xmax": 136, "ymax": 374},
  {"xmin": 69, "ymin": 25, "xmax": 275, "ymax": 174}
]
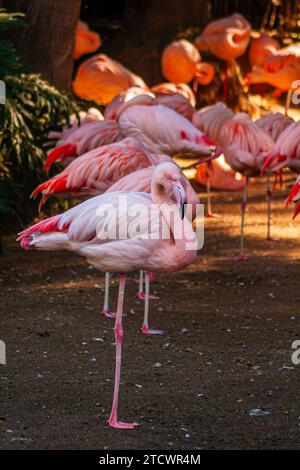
[
  {"xmin": 45, "ymin": 95, "xmax": 216, "ymax": 171},
  {"xmin": 32, "ymin": 138, "xmax": 157, "ymax": 209},
  {"xmin": 195, "ymin": 13, "xmax": 250, "ymax": 100},
  {"xmin": 48, "ymin": 107, "xmax": 104, "ymax": 142},
  {"xmin": 286, "ymin": 174, "xmax": 300, "ymax": 219},
  {"xmin": 18, "ymin": 162, "xmax": 198, "ymax": 429},
  {"xmin": 73, "ymin": 21, "xmax": 101, "ymax": 60},
  {"xmin": 256, "ymin": 112, "xmax": 295, "ymax": 238},
  {"xmin": 161, "ymin": 39, "xmax": 215, "ymax": 90},
  {"xmin": 116, "ymin": 95, "xmax": 217, "ymax": 157},
  {"xmin": 256, "ymin": 112, "xmax": 294, "ymax": 143},
  {"xmin": 195, "ymin": 13, "xmax": 251, "ymax": 62},
  {"xmin": 105, "ymin": 87, "xmax": 194, "ymax": 122},
  {"xmin": 72, "ymin": 54, "xmax": 148, "ymax": 105},
  {"xmin": 220, "ymin": 113, "xmax": 274, "ymax": 259},
  {"xmin": 192, "ymin": 102, "xmax": 243, "ymax": 216},
  {"xmin": 151, "ymin": 82, "xmax": 196, "ymax": 107},
  {"xmin": 44, "ymin": 119, "xmax": 122, "ymax": 172},
  {"xmin": 249, "ymin": 33, "xmax": 280, "ymax": 68},
  {"xmin": 104, "ymin": 87, "xmax": 155, "ymax": 120},
  {"xmin": 105, "ymin": 164, "xmax": 200, "ymax": 334},
  {"xmin": 247, "ymin": 42, "xmax": 300, "ymax": 115},
  {"xmin": 262, "ymin": 121, "xmax": 300, "ymax": 176}
]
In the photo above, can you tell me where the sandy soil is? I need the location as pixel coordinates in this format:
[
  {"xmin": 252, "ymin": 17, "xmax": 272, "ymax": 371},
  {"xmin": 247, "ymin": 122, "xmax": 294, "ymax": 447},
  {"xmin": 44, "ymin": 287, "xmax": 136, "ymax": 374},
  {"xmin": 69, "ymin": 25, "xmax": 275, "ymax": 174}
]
[{"xmin": 0, "ymin": 175, "xmax": 300, "ymax": 450}]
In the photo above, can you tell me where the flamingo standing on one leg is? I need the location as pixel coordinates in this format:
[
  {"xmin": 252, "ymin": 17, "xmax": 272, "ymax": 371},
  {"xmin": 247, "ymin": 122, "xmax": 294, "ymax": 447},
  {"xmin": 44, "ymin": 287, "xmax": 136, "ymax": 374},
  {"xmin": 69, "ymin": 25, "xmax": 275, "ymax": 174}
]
[
  {"xmin": 18, "ymin": 162, "xmax": 198, "ymax": 429},
  {"xmin": 192, "ymin": 102, "xmax": 234, "ymax": 216},
  {"xmin": 106, "ymin": 164, "xmax": 200, "ymax": 334},
  {"xmin": 262, "ymin": 122, "xmax": 300, "ymax": 213},
  {"xmin": 256, "ymin": 112, "xmax": 295, "ymax": 240},
  {"xmin": 219, "ymin": 113, "xmax": 274, "ymax": 259}
]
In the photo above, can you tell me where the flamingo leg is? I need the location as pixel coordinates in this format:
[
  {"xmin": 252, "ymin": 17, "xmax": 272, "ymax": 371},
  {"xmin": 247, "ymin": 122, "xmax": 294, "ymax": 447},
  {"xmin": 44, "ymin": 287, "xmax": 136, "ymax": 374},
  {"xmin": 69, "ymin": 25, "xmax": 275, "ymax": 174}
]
[
  {"xmin": 141, "ymin": 271, "xmax": 163, "ymax": 335},
  {"xmin": 137, "ymin": 270, "xmax": 144, "ymax": 299},
  {"xmin": 266, "ymin": 173, "xmax": 279, "ymax": 241},
  {"xmin": 108, "ymin": 274, "xmax": 138, "ymax": 429},
  {"xmin": 233, "ymin": 176, "xmax": 248, "ymax": 261},
  {"xmin": 206, "ymin": 175, "xmax": 218, "ymax": 218},
  {"xmin": 137, "ymin": 270, "xmax": 159, "ymax": 300},
  {"xmin": 101, "ymin": 272, "xmax": 119, "ymax": 318},
  {"xmin": 285, "ymin": 88, "xmax": 292, "ymax": 117}
]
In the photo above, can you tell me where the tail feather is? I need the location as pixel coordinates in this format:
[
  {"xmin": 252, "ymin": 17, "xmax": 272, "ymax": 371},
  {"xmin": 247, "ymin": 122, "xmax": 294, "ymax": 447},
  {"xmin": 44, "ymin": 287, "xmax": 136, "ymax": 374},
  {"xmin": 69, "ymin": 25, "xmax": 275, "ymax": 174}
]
[
  {"xmin": 31, "ymin": 174, "xmax": 69, "ymax": 206},
  {"xmin": 17, "ymin": 214, "xmax": 67, "ymax": 242},
  {"xmin": 44, "ymin": 143, "xmax": 77, "ymax": 172}
]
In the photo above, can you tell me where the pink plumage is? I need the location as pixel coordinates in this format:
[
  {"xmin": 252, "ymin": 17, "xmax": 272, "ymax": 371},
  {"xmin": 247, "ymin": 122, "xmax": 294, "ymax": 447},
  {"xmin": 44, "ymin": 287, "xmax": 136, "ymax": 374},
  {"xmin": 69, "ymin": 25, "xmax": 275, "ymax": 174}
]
[{"xmin": 34, "ymin": 138, "xmax": 156, "ymax": 209}]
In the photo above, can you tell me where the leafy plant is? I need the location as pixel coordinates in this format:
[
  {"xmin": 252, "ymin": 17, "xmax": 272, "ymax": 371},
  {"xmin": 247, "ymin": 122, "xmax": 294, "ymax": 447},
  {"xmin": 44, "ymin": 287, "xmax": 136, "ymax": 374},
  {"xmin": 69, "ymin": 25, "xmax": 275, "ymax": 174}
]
[{"xmin": 0, "ymin": 8, "xmax": 79, "ymax": 226}]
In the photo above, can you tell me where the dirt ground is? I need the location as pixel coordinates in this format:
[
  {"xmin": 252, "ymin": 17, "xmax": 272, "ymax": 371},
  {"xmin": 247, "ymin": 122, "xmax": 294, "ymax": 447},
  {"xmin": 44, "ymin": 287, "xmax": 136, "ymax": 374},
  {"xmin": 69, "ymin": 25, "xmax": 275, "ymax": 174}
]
[{"xmin": 1, "ymin": 175, "xmax": 300, "ymax": 450}]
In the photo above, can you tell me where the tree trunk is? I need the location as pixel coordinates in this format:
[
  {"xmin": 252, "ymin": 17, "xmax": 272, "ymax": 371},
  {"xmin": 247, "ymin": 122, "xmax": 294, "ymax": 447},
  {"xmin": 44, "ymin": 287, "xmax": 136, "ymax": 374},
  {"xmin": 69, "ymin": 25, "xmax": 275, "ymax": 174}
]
[{"xmin": 0, "ymin": 0, "xmax": 81, "ymax": 90}]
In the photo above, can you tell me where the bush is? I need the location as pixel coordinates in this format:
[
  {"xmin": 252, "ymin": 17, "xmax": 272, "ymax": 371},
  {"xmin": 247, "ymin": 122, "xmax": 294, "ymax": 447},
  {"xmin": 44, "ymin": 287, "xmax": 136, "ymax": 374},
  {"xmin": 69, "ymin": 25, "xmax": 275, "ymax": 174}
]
[{"xmin": 0, "ymin": 8, "xmax": 79, "ymax": 228}]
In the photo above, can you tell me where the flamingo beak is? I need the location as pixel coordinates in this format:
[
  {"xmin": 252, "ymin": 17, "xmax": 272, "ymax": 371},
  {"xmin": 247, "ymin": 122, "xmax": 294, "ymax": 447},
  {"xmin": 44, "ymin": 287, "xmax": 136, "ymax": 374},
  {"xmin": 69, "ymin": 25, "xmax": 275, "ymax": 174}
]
[{"xmin": 172, "ymin": 182, "xmax": 186, "ymax": 220}]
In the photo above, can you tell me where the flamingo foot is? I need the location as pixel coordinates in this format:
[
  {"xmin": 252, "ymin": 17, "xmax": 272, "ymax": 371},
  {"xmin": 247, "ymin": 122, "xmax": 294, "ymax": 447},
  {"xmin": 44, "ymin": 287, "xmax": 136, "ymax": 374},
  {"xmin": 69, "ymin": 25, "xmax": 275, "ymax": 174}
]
[
  {"xmin": 266, "ymin": 236, "xmax": 279, "ymax": 242},
  {"xmin": 108, "ymin": 419, "xmax": 138, "ymax": 429},
  {"xmin": 207, "ymin": 211, "xmax": 219, "ymax": 218},
  {"xmin": 137, "ymin": 291, "xmax": 159, "ymax": 300},
  {"xmin": 101, "ymin": 310, "xmax": 126, "ymax": 318},
  {"xmin": 232, "ymin": 254, "xmax": 248, "ymax": 261},
  {"xmin": 141, "ymin": 325, "xmax": 164, "ymax": 335}
]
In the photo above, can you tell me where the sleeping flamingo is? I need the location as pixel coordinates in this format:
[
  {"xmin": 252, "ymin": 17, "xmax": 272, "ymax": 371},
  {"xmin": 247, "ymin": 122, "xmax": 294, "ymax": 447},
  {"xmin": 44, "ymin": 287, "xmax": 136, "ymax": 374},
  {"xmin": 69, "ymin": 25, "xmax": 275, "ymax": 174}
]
[
  {"xmin": 116, "ymin": 95, "xmax": 217, "ymax": 157},
  {"xmin": 73, "ymin": 21, "xmax": 101, "ymax": 60},
  {"xmin": 249, "ymin": 33, "xmax": 280, "ymax": 68},
  {"xmin": 18, "ymin": 162, "xmax": 198, "ymax": 429},
  {"xmin": 73, "ymin": 54, "xmax": 148, "ymax": 105},
  {"xmin": 262, "ymin": 121, "xmax": 300, "ymax": 176},
  {"xmin": 44, "ymin": 119, "xmax": 122, "ymax": 172},
  {"xmin": 32, "ymin": 138, "xmax": 157, "ymax": 209},
  {"xmin": 105, "ymin": 164, "xmax": 200, "ymax": 334},
  {"xmin": 192, "ymin": 102, "xmax": 243, "ymax": 216},
  {"xmin": 48, "ymin": 107, "xmax": 104, "ymax": 142},
  {"xmin": 194, "ymin": 13, "xmax": 251, "ymax": 100},
  {"xmin": 220, "ymin": 113, "xmax": 274, "ymax": 259},
  {"xmin": 105, "ymin": 87, "xmax": 194, "ymax": 122},
  {"xmin": 256, "ymin": 112, "xmax": 294, "ymax": 143},
  {"xmin": 256, "ymin": 112, "xmax": 295, "ymax": 239},
  {"xmin": 161, "ymin": 39, "xmax": 215, "ymax": 90},
  {"xmin": 247, "ymin": 42, "xmax": 300, "ymax": 115},
  {"xmin": 151, "ymin": 82, "xmax": 196, "ymax": 107},
  {"xmin": 45, "ymin": 95, "xmax": 216, "ymax": 171}
]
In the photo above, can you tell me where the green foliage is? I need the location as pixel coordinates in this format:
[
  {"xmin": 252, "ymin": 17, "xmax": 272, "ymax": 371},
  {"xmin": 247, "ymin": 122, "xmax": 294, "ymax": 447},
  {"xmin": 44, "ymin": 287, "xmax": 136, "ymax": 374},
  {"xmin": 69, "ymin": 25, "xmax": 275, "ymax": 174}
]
[{"xmin": 0, "ymin": 8, "xmax": 79, "ymax": 223}]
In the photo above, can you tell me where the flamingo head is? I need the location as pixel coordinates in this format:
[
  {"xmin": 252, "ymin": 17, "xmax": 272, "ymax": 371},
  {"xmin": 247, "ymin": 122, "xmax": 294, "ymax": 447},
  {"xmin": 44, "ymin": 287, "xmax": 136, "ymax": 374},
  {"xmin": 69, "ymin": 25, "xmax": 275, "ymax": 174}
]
[{"xmin": 152, "ymin": 162, "xmax": 187, "ymax": 218}]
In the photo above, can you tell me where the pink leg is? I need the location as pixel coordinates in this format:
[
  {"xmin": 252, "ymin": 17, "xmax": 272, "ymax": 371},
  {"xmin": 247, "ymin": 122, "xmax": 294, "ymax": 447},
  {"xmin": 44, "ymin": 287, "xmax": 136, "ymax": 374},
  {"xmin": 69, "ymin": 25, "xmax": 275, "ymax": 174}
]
[
  {"xmin": 266, "ymin": 174, "xmax": 279, "ymax": 241},
  {"xmin": 206, "ymin": 175, "xmax": 218, "ymax": 218},
  {"xmin": 108, "ymin": 274, "xmax": 138, "ymax": 429},
  {"xmin": 101, "ymin": 272, "xmax": 125, "ymax": 318},
  {"xmin": 233, "ymin": 176, "xmax": 248, "ymax": 261},
  {"xmin": 141, "ymin": 271, "xmax": 163, "ymax": 335},
  {"xmin": 137, "ymin": 270, "xmax": 159, "ymax": 300}
]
